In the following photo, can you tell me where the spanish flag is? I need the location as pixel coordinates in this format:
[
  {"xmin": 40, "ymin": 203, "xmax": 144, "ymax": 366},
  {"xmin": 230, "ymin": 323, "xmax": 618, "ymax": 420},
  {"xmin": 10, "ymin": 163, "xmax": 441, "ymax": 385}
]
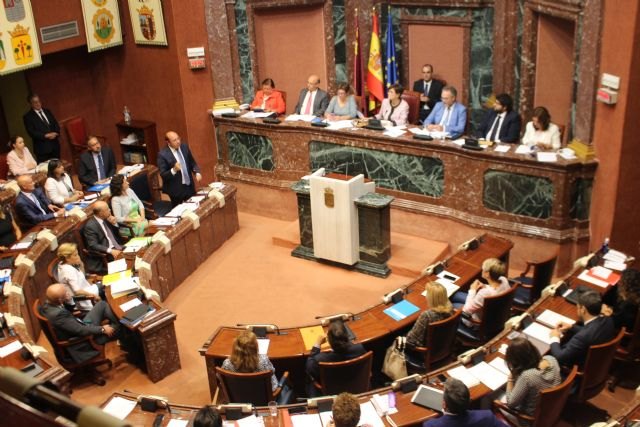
[{"xmin": 367, "ymin": 9, "xmax": 384, "ymax": 112}]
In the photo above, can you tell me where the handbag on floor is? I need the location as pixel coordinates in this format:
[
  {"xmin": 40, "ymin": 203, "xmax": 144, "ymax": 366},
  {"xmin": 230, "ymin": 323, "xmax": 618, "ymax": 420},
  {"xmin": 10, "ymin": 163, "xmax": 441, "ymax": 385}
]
[{"xmin": 382, "ymin": 336, "xmax": 407, "ymax": 380}]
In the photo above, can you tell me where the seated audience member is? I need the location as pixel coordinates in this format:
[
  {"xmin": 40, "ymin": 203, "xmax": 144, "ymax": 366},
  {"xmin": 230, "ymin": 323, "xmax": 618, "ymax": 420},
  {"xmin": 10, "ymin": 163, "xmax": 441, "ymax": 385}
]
[
  {"xmin": 550, "ymin": 290, "xmax": 616, "ymax": 368},
  {"xmin": 194, "ymin": 405, "xmax": 222, "ymax": 427},
  {"xmin": 306, "ymin": 319, "xmax": 366, "ymax": 396},
  {"xmin": 424, "ymin": 86, "xmax": 467, "ymax": 139},
  {"xmin": 424, "ymin": 378, "xmax": 508, "ymax": 427},
  {"xmin": 40, "ymin": 284, "xmax": 119, "ymax": 380},
  {"xmin": 406, "ymin": 281, "xmax": 455, "ymax": 347},
  {"xmin": 78, "ymin": 136, "xmax": 117, "ymax": 187},
  {"xmin": 6, "ymin": 135, "xmax": 37, "ymax": 178},
  {"xmin": 221, "ymin": 330, "xmax": 278, "ymax": 391},
  {"xmin": 56, "ymin": 243, "xmax": 102, "ymax": 311},
  {"xmin": 325, "ymin": 83, "xmax": 358, "ymax": 121},
  {"xmin": 502, "ymin": 338, "xmax": 561, "ymax": 422},
  {"xmin": 451, "ymin": 258, "xmax": 510, "ymax": 326},
  {"xmin": 328, "ymin": 393, "xmax": 361, "ymax": 427},
  {"xmin": 14, "ymin": 174, "xmax": 63, "ymax": 229},
  {"xmin": 45, "ymin": 158, "xmax": 83, "ymax": 206},
  {"xmin": 294, "ymin": 74, "xmax": 330, "ymax": 117},
  {"xmin": 602, "ymin": 268, "xmax": 640, "ymax": 330},
  {"xmin": 521, "ymin": 106, "xmax": 561, "ymax": 150},
  {"xmin": 375, "ymin": 84, "xmax": 409, "ymax": 126},
  {"xmin": 0, "ymin": 203, "xmax": 21, "ymax": 250},
  {"xmin": 82, "ymin": 201, "xmax": 124, "ymax": 274},
  {"xmin": 413, "ymin": 64, "xmax": 445, "ymax": 122},
  {"xmin": 250, "ymin": 78, "xmax": 286, "ymax": 115},
  {"xmin": 110, "ymin": 174, "xmax": 147, "ymax": 237},
  {"xmin": 476, "ymin": 94, "xmax": 521, "ymax": 143}
]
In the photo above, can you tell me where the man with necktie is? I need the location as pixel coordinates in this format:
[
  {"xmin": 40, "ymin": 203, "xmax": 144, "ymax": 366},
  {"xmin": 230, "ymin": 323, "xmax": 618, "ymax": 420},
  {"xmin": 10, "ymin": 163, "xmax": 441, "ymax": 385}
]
[
  {"xmin": 14, "ymin": 175, "xmax": 64, "ymax": 229},
  {"xmin": 293, "ymin": 74, "xmax": 330, "ymax": 117},
  {"xmin": 423, "ymin": 86, "xmax": 467, "ymax": 139},
  {"xmin": 157, "ymin": 130, "xmax": 202, "ymax": 206},
  {"xmin": 412, "ymin": 64, "xmax": 445, "ymax": 122},
  {"xmin": 476, "ymin": 93, "xmax": 521, "ymax": 143},
  {"xmin": 82, "ymin": 201, "xmax": 124, "ymax": 274},
  {"xmin": 78, "ymin": 136, "xmax": 117, "ymax": 187},
  {"xmin": 22, "ymin": 94, "xmax": 61, "ymax": 163}
]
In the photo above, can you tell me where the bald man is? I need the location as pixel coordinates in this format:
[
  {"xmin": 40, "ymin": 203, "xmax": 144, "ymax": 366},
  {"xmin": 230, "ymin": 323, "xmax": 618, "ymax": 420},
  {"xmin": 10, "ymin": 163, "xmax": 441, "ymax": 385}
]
[
  {"xmin": 157, "ymin": 130, "xmax": 201, "ymax": 206},
  {"xmin": 81, "ymin": 201, "xmax": 124, "ymax": 274},
  {"xmin": 14, "ymin": 174, "xmax": 63, "ymax": 229},
  {"xmin": 40, "ymin": 284, "xmax": 119, "ymax": 376},
  {"xmin": 294, "ymin": 74, "xmax": 329, "ymax": 117}
]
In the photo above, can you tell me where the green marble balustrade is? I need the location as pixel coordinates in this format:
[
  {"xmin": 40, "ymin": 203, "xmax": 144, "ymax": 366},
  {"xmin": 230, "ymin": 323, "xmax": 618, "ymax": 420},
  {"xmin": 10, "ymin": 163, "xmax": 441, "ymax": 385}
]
[
  {"xmin": 483, "ymin": 170, "xmax": 554, "ymax": 219},
  {"xmin": 227, "ymin": 131, "xmax": 275, "ymax": 171}
]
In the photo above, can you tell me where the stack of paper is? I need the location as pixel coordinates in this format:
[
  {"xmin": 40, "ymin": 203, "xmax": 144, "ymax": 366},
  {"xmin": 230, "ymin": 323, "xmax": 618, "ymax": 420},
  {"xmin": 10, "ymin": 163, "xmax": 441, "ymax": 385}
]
[
  {"xmin": 493, "ymin": 145, "xmax": 511, "ymax": 153},
  {"xmin": 107, "ymin": 258, "xmax": 128, "ymax": 275},
  {"xmin": 152, "ymin": 217, "xmax": 180, "ymax": 226},
  {"xmin": 291, "ymin": 414, "xmax": 322, "ymax": 427},
  {"xmin": 515, "ymin": 145, "xmax": 533, "ymax": 154},
  {"xmin": 119, "ymin": 297, "xmax": 142, "ymax": 313},
  {"xmin": 467, "ymin": 361, "xmax": 509, "ymax": 391},
  {"xmin": 236, "ymin": 414, "xmax": 266, "ymax": 427},
  {"xmin": 166, "ymin": 203, "xmax": 199, "ymax": 217},
  {"xmin": 446, "ymin": 365, "xmax": 480, "ymax": 388},
  {"xmin": 537, "ymin": 152, "xmax": 558, "ymax": 162},
  {"xmin": 0, "ymin": 340, "xmax": 23, "ymax": 358},
  {"xmin": 535, "ymin": 309, "xmax": 575, "ymax": 329},
  {"xmin": 257, "ymin": 338, "xmax": 270, "ymax": 355},
  {"xmin": 358, "ymin": 401, "xmax": 385, "ymax": 427},
  {"xmin": 102, "ymin": 396, "xmax": 137, "ymax": 420},
  {"xmin": 326, "ymin": 120, "xmax": 354, "ymax": 130},
  {"xmin": 285, "ymin": 114, "xmax": 316, "ymax": 122},
  {"xmin": 522, "ymin": 322, "xmax": 554, "ymax": 345}
]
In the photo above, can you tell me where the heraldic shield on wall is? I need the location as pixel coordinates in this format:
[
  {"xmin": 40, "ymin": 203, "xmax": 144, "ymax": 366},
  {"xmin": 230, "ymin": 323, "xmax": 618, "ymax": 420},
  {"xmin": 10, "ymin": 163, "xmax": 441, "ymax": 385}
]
[
  {"xmin": 0, "ymin": 0, "xmax": 42, "ymax": 75},
  {"xmin": 128, "ymin": 0, "xmax": 167, "ymax": 46},
  {"xmin": 81, "ymin": 0, "xmax": 123, "ymax": 52}
]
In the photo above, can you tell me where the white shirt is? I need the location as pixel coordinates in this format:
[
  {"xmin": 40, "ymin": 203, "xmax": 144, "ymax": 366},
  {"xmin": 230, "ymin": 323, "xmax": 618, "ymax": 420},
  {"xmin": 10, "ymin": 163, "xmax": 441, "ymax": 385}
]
[
  {"xmin": 301, "ymin": 90, "xmax": 317, "ymax": 115},
  {"xmin": 522, "ymin": 121, "xmax": 561, "ymax": 149},
  {"xmin": 57, "ymin": 263, "xmax": 99, "ymax": 311},
  {"xmin": 44, "ymin": 174, "xmax": 75, "ymax": 206},
  {"xmin": 486, "ymin": 112, "xmax": 507, "ymax": 142}
]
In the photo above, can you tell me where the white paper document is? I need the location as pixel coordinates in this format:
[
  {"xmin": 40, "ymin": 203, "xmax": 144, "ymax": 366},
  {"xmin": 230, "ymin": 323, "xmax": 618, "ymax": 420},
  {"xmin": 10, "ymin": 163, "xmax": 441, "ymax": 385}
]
[
  {"xmin": 515, "ymin": 145, "xmax": 533, "ymax": 154},
  {"xmin": 257, "ymin": 338, "xmax": 270, "ymax": 355},
  {"xmin": 110, "ymin": 277, "xmax": 141, "ymax": 298},
  {"xmin": 152, "ymin": 217, "xmax": 180, "ymax": 226},
  {"xmin": 488, "ymin": 357, "xmax": 511, "ymax": 376},
  {"xmin": 359, "ymin": 401, "xmax": 385, "ymax": 427},
  {"xmin": 603, "ymin": 249, "xmax": 627, "ymax": 263},
  {"xmin": 536, "ymin": 152, "xmax": 558, "ymax": 162},
  {"xmin": 522, "ymin": 322, "xmax": 554, "ymax": 344},
  {"xmin": 383, "ymin": 128, "xmax": 407, "ymax": 138},
  {"xmin": 434, "ymin": 279, "xmax": 460, "ymax": 297},
  {"xmin": 493, "ymin": 144, "xmax": 511, "ymax": 153},
  {"xmin": 107, "ymin": 258, "xmax": 128, "ymax": 275},
  {"xmin": 167, "ymin": 420, "xmax": 189, "ymax": 427},
  {"xmin": 326, "ymin": 120, "xmax": 355, "ymax": 130},
  {"xmin": 370, "ymin": 393, "xmax": 398, "ymax": 415},
  {"xmin": 0, "ymin": 340, "xmax": 23, "ymax": 358},
  {"xmin": 120, "ymin": 298, "xmax": 142, "ymax": 313},
  {"xmin": 285, "ymin": 114, "xmax": 316, "ymax": 122},
  {"xmin": 536, "ymin": 309, "xmax": 575, "ymax": 329},
  {"xmin": 604, "ymin": 260, "xmax": 627, "ymax": 271},
  {"xmin": 292, "ymin": 414, "xmax": 323, "ymax": 427},
  {"xmin": 243, "ymin": 111, "xmax": 276, "ymax": 119},
  {"xmin": 102, "ymin": 396, "xmax": 137, "ymax": 420},
  {"xmin": 447, "ymin": 365, "xmax": 480, "ymax": 388},
  {"xmin": 451, "ymin": 138, "xmax": 466, "ymax": 146},
  {"xmin": 237, "ymin": 414, "xmax": 265, "ymax": 427},
  {"xmin": 468, "ymin": 361, "xmax": 509, "ymax": 391},
  {"xmin": 577, "ymin": 270, "xmax": 609, "ymax": 288}
]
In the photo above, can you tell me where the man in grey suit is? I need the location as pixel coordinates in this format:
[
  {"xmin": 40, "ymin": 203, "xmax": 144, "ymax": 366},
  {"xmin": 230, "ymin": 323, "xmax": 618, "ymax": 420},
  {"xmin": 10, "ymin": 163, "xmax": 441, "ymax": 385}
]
[
  {"xmin": 294, "ymin": 74, "xmax": 329, "ymax": 117},
  {"xmin": 40, "ymin": 284, "xmax": 120, "ymax": 384}
]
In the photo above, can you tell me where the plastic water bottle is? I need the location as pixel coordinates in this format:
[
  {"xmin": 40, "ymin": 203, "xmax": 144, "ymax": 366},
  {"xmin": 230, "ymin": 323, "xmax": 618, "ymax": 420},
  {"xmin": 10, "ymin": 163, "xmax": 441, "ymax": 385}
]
[
  {"xmin": 600, "ymin": 237, "xmax": 610, "ymax": 255},
  {"xmin": 123, "ymin": 106, "xmax": 132, "ymax": 124}
]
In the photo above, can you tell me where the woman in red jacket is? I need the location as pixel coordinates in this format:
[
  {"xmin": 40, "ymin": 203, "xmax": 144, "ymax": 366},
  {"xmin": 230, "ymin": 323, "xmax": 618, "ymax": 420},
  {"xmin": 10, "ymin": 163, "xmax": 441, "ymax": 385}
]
[{"xmin": 250, "ymin": 78, "xmax": 286, "ymax": 115}]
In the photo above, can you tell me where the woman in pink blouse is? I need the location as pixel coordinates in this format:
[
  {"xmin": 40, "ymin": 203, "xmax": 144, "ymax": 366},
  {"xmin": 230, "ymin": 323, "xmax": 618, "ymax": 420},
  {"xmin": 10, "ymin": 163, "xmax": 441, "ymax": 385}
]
[
  {"xmin": 7, "ymin": 135, "xmax": 37, "ymax": 178},
  {"xmin": 375, "ymin": 84, "xmax": 409, "ymax": 126}
]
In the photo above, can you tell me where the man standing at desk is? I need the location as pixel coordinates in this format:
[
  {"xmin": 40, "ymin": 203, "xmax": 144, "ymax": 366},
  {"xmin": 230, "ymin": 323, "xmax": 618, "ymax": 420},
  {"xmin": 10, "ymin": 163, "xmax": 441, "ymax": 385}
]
[
  {"xmin": 14, "ymin": 175, "xmax": 63, "ymax": 229},
  {"xmin": 157, "ymin": 130, "xmax": 201, "ymax": 206},
  {"xmin": 413, "ymin": 64, "xmax": 444, "ymax": 123},
  {"xmin": 23, "ymin": 94, "xmax": 61, "ymax": 163},
  {"xmin": 294, "ymin": 74, "xmax": 329, "ymax": 117},
  {"xmin": 476, "ymin": 94, "xmax": 521, "ymax": 143},
  {"xmin": 78, "ymin": 136, "xmax": 117, "ymax": 187},
  {"xmin": 423, "ymin": 86, "xmax": 467, "ymax": 139}
]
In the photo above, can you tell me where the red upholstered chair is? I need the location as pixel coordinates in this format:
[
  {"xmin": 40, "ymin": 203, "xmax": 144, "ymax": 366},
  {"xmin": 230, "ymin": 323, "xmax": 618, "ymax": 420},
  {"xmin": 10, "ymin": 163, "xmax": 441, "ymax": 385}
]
[
  {"xmin": 402, "ymin": 91, "xmax": 421, "ymax": 125},
  {"xmin": 64, "ymin": 116, "xmax": 106, "ymax": 164}
]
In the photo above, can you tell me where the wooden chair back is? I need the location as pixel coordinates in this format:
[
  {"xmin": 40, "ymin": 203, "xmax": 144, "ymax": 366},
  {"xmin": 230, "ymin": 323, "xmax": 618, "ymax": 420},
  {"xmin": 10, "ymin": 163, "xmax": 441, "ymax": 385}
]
[
  {"xmin": 514, "ymin": 253, "xmax": 557, "ymax": 305},
  {"xmin": 422, "ymin": 310, "xmax": 462, "ymax": 370},
  {"xmin": 215, "ymin": 367, "xmax": 275, "ymax": 406},
  {"xmin": 401, "ymin": 91, "xmax": 421, "ymax": 125},
  {"xmin": 318, "ymin": 351, "xmax": 373, "ymax": 395},
  {"xmin": 47, "ymin": 257, "xmax": 60, "ymax": 283},
  {"xmin": 530, "ymin": 365, "xmax": 578, "ymax": 427},
  {"xmin": 576, "ymin": 328, "xmax": 625, "ymax": 401},
  {"xmin": 478, "ymin": 284, "xmax": 518, "ymax": 342}
]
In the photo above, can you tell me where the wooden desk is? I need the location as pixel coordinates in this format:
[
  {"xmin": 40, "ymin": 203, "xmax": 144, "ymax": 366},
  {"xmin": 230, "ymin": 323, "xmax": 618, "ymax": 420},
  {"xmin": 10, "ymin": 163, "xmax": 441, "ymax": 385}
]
[{"xmin": 200, "ymin": 234, "xmax": 513, "ymax": 400}]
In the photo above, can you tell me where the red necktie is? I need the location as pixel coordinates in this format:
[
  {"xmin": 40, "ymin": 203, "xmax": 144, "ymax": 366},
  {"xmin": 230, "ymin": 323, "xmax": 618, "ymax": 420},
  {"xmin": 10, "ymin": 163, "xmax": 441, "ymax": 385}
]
[{"xmin": 304, "ymin": 92, "xmax": 313, "ymax": 115}]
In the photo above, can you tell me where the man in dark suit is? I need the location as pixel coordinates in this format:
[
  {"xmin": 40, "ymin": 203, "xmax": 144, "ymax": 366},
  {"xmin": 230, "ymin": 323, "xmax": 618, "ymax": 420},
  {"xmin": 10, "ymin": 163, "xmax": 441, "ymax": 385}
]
[
  {"xmin": 423, "ymin": 379, "xmax": 507, "ymax": 427},
  {"xmin": 476, "ymin": 93, "xmax": 522, "ymax": 143},
  {"xmin": 22, "ymin": 94, "xmax": 61, "ymax": 163},
  {"xmin": 14, "ymin": 175, "xmax": 63, "ymax": 229},
  {"xmin": 294, "ymin": 74, "xmax": 330, "ymax": 117},
  {"xmin": 550, "ymin": 290, "xmax": 616, "ymax": 368},
  {"xmin": 82, "ymin": 201, "xmax": 124, "ymax": 274},
  {"xmin": 157, "ymin": 130, "xmax": 201, "ymax": 206},
  {"xmin": 305, "ymin": 319, "xmax": 366, "ymax": 397},
  {"xmin": 40, "ymin": 284, "xmax": 119, "ymax": 384},
  {"xmin": 412, "ymin": 64, "xmax": 445, "ymax": 122},
  {"xmin": 78, "ymin": 136, "xmax": 117, "ymax": 187}
]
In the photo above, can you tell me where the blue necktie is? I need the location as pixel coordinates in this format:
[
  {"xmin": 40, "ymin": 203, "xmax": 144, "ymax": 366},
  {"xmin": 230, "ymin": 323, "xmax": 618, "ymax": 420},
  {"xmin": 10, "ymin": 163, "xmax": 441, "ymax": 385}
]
[
  {"xmin": 176, "ymin": 148, "xmax": 190, "ymax": 185},
  {"xmin": 97, "ymin": 153, "xmax": 105, "ymax": 180}
]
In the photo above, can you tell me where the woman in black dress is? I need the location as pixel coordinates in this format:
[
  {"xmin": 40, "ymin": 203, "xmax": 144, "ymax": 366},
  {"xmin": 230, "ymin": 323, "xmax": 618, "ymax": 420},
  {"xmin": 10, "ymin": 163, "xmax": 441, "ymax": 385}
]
[{"xmin": 0, "ymin": 204, "xmax": 21, "ymax": 251}]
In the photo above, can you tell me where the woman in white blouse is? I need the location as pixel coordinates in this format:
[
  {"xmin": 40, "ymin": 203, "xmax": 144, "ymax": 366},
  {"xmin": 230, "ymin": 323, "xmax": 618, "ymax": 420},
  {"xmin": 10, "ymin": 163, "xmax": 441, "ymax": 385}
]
[
  {"xmin": 45, "ymin": 159, "xmax": 83, "ymax": 206},
  {"xmin": 6, "ymin": 135, "xmax": 37, "ymax": 178},
  {"xmin": 56, "ymin": 243, "xmax": 101, "ymax": 311},
  {"xmin": 109, "ymin": 174, "xmax": 147, "ymax": 237},
  {"xmin": 521, "ymin": 106, "xmax": 562, "ymax": 150}
]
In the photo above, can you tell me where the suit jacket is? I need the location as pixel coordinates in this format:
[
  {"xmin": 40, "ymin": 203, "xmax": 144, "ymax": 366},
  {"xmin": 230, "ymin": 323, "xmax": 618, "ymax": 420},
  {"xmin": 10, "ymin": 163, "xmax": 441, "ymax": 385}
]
[
  {"xmin": 40, "ymin": 302, "xmax": 103, "ymax": 364},
  {"xmin": 22, "ymin": 108, "xmax": 61, "ymax": 159},
  {"xmin": 423, "ymin": 410, "xmax": 508, "ymax": 427},
  {"xmin": 305, "ymin": 342, "xmax": 366, "ymax": 380},
  {"xmin": 412, "ymin": 79, "xmax": 445, "ymax": 111},
  {"xmin": 77, "ymin": 147, "xmax": 117, "ymax": 186},
  {"xmin": 14, "ymin": 188, "xmax": 55, "ymax": 229},
  {"xmin": 376, "ymin": 98, "xmax": 410, "ymax": 126},
  {"xmin": 424, "ymin": 102, "xmax": 467, "ymax": 139},
  {"xmin": 550, "ymin": 316, "xmax": 616, "ymax": 368},
  {"xmin": 82, "ymin": 216, "xmax": 123, "ymax": 274},
  {"xmin": 476, "ymin": 110, "xmax": 522, "ymax": 143},
  {"xmin": 294, "ymin": 88, "xmax": 330, "ymax": 117},
  {"xmin": 251, "ymin": 90, "xmax": 286, "ymax": 115},
  {"xmin": 157, "ymin": 142, "xmax": 201, "ymax": 200}
]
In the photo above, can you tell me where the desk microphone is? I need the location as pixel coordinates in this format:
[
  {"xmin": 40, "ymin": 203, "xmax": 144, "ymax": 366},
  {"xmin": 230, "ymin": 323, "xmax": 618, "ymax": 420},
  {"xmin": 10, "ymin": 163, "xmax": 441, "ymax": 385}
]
[
  {"xmin": 236, "ymin": 323, "xmax": 283, "ymax": 336},
  {"xmin": 314, "ymin": 313, "xmax": 357, "ymax": 326},
  {"xmin": 382, "ymin": 288, "xmax": 405, "ymax": 304}
]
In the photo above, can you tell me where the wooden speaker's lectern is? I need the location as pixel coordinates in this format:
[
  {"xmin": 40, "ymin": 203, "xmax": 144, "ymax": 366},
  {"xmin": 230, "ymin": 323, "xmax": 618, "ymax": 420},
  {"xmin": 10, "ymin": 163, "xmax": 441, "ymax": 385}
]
[{"xmin": 291, "ymin": 168, "xmax": 393, "ymax": 277}]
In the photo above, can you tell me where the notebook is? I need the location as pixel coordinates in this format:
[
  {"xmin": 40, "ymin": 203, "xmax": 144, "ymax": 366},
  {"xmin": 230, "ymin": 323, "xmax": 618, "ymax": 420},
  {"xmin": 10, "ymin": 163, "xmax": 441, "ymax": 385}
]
[{"xmin": 411, "ymin": 385, "xmax": 444, "ymax": 411}]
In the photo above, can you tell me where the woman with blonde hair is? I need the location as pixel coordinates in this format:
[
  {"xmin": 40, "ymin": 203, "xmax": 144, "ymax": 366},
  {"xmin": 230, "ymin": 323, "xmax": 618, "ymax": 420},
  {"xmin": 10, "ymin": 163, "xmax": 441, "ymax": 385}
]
[
  {"xmin": 221, "ymin": 330, "xmax": 278, "ymax": 391},
  {"xmin": 56, "ymin": 242, "xmax": 102, "ymax": 311},
  {"xmin": 406, "ymin": 281, "xmax": 455, "ymax": 347}
]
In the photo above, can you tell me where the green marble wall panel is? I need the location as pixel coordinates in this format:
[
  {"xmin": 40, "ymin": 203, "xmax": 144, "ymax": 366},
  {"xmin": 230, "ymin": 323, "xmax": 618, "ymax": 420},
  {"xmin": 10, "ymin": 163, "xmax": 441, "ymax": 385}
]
[
  {"xmin": 483, "ymin": 170, "xmax": 554, "ymax": 219},
  {"xmin": 226, "ymin": 132, "xmax": 274, "ymax": 171},
  {"xmin": 333, "ymin": 0, "xmax": 346, "ymax": 84},
  {"xmin": 309, "ymin": 141, "xmax": 444, "ymax": 197},
  {"xmin": 570, "ymin": 178, "xmax": 593, "ymax": 220},
  {"xmin": 235, "ymin": 0, "xmax": 253, "ymax": 104}
]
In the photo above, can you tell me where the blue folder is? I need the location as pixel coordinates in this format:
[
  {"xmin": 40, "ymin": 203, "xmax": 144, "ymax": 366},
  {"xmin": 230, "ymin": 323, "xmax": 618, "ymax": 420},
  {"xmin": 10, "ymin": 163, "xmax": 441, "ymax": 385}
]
[
  {"xmin": 383, "ymin": 300, "xmax": 420, "ymax": 321},
  {"xmin": 87, "ymin": 183, "xmax": 109, "ymax": 192}
]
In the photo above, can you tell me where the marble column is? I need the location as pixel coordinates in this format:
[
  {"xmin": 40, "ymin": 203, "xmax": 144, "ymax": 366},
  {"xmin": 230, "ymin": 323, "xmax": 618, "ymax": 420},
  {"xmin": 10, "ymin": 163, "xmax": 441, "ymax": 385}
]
[
  {"xmin": 291, "ymin": 180, "xmax": 315, "ymax": 260},
  {"xmin": 204, "ymin": 0, "xmax": 239, "ymax": 101}
]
